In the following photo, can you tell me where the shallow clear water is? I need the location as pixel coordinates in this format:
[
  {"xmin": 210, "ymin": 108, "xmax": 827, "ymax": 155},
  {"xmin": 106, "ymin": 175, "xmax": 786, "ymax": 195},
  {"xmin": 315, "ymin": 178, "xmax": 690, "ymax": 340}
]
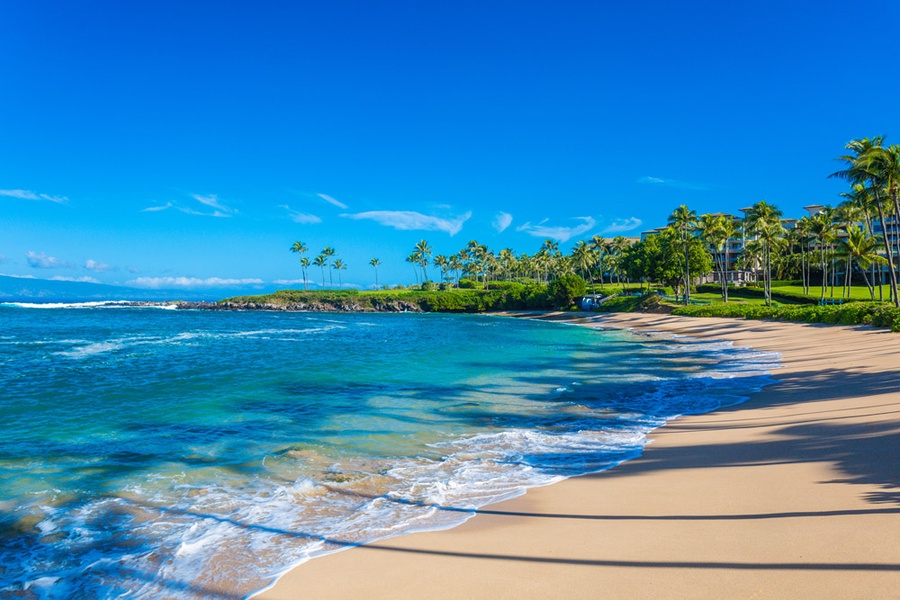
[{"xmin": 0, "ymin": 306, "xmax": 778, "ymax": 599}]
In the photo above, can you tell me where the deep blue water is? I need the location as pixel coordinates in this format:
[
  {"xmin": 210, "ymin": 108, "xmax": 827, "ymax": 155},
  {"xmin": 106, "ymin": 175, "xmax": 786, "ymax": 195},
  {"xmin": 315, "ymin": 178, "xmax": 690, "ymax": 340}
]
[{"xmin": 0, "ymin": 305, "xmax": 778, "ymax": 599}]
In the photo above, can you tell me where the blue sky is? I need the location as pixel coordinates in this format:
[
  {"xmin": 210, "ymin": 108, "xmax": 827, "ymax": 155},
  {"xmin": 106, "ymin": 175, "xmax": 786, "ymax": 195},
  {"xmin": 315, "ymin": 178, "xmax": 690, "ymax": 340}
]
[{"xmin": 3, "ymin": 0, "xmax": 900, "ymax": 292}]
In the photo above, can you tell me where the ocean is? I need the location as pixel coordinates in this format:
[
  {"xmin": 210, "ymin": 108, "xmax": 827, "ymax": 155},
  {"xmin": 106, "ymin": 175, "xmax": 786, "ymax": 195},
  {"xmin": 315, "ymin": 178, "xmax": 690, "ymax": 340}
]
[{"xmin": 0, "ymin": 305, "xmax": 778, "ymax": 599}]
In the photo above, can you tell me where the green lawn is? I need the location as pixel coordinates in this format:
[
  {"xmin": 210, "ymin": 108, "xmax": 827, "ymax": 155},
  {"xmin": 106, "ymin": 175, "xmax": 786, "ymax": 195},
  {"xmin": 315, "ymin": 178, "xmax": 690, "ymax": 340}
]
[{"xmin": 774, "ymin": 284, "xmax": 891, "ymax": 301}]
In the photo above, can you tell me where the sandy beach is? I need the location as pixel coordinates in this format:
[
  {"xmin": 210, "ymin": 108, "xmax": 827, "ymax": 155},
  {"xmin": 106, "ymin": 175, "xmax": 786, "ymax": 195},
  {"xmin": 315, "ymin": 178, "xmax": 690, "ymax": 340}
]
[{"xmin": 256, "ymin": 313, "xmax": 900, "ymax": 599}]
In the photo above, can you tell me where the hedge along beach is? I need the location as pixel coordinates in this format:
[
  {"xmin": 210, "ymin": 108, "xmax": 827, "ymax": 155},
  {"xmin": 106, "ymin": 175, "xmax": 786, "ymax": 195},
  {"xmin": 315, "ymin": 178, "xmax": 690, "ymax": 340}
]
[{"xmin": 258, "ymin": 312, "xmax": 900, "ymax": 600}]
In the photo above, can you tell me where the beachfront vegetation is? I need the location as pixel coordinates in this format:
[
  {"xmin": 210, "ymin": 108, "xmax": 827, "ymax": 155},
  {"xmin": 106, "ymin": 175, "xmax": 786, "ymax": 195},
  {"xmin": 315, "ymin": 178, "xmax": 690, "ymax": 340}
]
[{"xmin": 272, "ymin": 136, "xmax": 900, "ymax": 329}]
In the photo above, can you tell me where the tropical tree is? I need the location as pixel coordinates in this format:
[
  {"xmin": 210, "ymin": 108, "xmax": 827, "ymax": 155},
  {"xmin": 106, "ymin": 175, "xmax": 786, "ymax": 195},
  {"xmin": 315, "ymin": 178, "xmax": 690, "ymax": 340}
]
[
  {"xmin": 332, "ymin": 259, "xmax": 347, "ymax": 287},
  {"xmin": 831, "ymin": 136, "xmax": 900, "ymax": 307},
  {"xmin": 313, "ymin": 254, "xmax": 327, "ymax": 288},
  {"xmin": 413, "ymin": 239, "xmax": 433, "ymax": 282},
  {"xmin": 290, "ymin": 241, "xmax": 309, "ymax": 290},
  {"xmin": 838, "ymin": 225, "xmax": 887, "ymax": 299},
  {"xmin": 449, "ymin": 254, "xmax": 463, "ymax": 287},
  {"xmin": 808, "ymin": 208, "xmax": 839, "ymax": 300},
  {"xmin": 668, "ymin": 205, "xmax": 699, "ymax": 303},
  {"xmin": 432, "ymin": 254, "xmax": 449, "ymax": 283},
  {"xmin": 698, "ymin": 214, "xmax": 731, "ymax": 301},
  {"xmin": 590, "ymin": 236, "xmax": 610, "ymax": 284},
  {"xmin": 322, "ymin": 246, "xmax": 337, "ymax": 289},
  {"xmin": 571, "ymin": 240, "xmax": 597, "ymax": 292},
  {"xmin": 743, "ymin": 200, "xmax": 784, "ymax": 306},
  {"xmin": 369, "ymin": 257, "xmax": 382, "ymax": 289}
]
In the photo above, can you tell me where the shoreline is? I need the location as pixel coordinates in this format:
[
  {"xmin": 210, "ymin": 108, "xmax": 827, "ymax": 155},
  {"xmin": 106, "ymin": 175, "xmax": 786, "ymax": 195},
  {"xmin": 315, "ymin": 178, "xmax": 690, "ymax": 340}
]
[{"xmin": 255, "ymin": 312, "xmax": 900, "ymax": 599}]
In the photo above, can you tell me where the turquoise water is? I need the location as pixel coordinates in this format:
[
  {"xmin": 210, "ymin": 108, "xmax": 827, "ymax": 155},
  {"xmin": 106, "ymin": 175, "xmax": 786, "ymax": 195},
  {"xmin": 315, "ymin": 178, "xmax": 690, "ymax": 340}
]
[{"xmin": 0, "ymin": 306, "xmax": 778, "ymax": 599}]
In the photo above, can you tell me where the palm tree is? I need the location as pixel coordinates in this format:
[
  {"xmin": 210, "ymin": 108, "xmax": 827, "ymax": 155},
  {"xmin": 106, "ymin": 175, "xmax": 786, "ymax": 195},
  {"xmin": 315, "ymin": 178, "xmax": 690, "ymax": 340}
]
[
  {"xmin": 831, "ymin": 136, "xmax": 900, "ymax": 307},
  {"xmin": 839, "ymin": 225, "xmax": 887, "ymax": 299},
  {"xmin": 744, "ymin": 200, "xmax": 784, "ymax": 306},
  {"xmin": 290, "ymin": 241, "xmax": 309, "ymax": 290},
  {"xmin": 300, "ymin": 257, "xmax": 310, "ymax": 291},
  {"xmin": 369, "ymin": 257, "xmax": 382, "ymax": 289},
  {"xmin": 449, "ymin": 254, "xmax": 463, "ymax": 287},
  {"xmin": 571, "ymin": 240, "xmax": 596, "ymax": 292},
  {"xmin": 433, "ymin": 254, "xmax": 449, "ymax": 283},
  {"xmin": 698, "ymin": 214, "xmax": 736, "ymax": 302},
  {"xmin": 590, "ymin": 236, "xmax": 609, "ymax": 285},
  {"xmin": 332, "ymin": 259, "xmax": 347, "ymax": 287},
  {"xmin": 413, "ymin": 239, "xmax": 433, "ymax": 282},
  {"xmin": 320, "ymin": 246, "xmax": 337, "ymax": 289},
  {"xmin": 313, "ymin": 254, "xmax": 327, "ymax": 288},
  {"xmin": 809, "ymin": 209, "xmax": 839, "ymax": 301},
  {"xmin": 406, "ymin": 252, "xmax": 420, "ymax": 285},
  {"xmin": 668, "ymin": 205, "xmax": 699, "ymax": 303}
]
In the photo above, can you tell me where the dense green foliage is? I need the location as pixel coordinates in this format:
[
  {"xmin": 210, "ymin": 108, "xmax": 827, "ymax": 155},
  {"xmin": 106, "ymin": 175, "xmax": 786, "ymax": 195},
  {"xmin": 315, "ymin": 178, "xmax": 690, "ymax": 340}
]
[
  {"xmin": 547, "ymin": 274, "xmax": 586, "ymax": 308},
  {"xmin": 221, "ymin": 284, "xmax": 553, "ymax": 312},
  {"xmin": 673, "ymin": 301, "xmax": 900, "ymax": 332}
]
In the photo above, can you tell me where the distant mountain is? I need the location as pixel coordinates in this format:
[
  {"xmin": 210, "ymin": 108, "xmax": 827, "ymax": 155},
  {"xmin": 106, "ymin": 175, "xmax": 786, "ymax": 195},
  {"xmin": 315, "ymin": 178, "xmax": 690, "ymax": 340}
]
[{"xmin": 0, "ymin": 276, "xmax": 283, "ymax": 303}]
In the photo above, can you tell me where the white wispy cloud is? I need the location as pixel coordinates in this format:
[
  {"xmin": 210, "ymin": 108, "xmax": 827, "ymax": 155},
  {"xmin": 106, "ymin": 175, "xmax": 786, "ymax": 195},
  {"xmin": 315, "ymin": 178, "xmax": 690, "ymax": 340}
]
[
  {"xmin": 493, "ymin": 211, "xmax": 513, "ymax": 233},
  {"xmin": 279, "ymin": 204, "xmax": 322, "ymax": 224},
  {"xmin": 187, "ymin": 194, "xmax": 236, "ymax": 217},
  {"xmin": 317, "ymin": 193, "xmax": 348, "ymax": 209},
  {"xmin": 26, "ymin": 251, "xmax": 71, "ymax": 269},
  {"xmin": 516, "ymin": 216, "xmax": 596, "ymax": 243},
  {"xmin": 0, "ymin": 189, "xmax": 69, "ymax": 204},
  {"xmin": 142, "ymin": 202, "xmax": 173, "ymax": 212},
  {"xmin": 50, "ymin": 275, "xmax": 101, "ymax": 284},
  {"xmin": 637, "ymin": 176, "xmax": 710, "ymax": 191},
  {"xmin": 601, "ymin": 217, "xmax": 643, "ymax": 234},
  {"xmin": 142, "ymin": 194, "xmax": 236, "ymax": 217},
  {"xmin": 84, "ymin": 259, "xmax": 111, "ymax": 272},
  {"xmin": 341, "ymin": 210, "xmax": 471, "ymax": 236},
  {"xmin": 273, "ymin": 278, "xmax": 314, "ymax": 285},
  {"xmin": 127, "ymin": 276, "xmax": 265, "ymax": 289}
]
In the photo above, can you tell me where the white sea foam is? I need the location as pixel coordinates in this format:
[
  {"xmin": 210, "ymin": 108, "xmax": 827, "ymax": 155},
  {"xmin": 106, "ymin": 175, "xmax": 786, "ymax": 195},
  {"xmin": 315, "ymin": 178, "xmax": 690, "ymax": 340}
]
[
  {"xmin": 1, "ymin": 301, "xmax": 177, "ymax": 310},
  {"xmin": 1, "ymin": 313, "xmax": 781, "ymax": 600}
]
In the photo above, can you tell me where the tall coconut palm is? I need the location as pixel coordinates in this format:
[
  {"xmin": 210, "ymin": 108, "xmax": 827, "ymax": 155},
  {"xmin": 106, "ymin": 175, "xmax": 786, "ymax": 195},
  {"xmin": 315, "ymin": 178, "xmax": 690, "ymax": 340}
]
[
  {"xmin": 332, "ymin": 259, "xmax": 347, "ymax": 287},
  {"xmin": 290, "ymin": 241, "xmax": 309, "ymax": 290},
  {"xmin": 449, "ymin": 254, "xmax": 463, "ymax": 287},
  {"xmin": 831, "ymin": 136, "xmax": 900, "ymax": 307},
  {"xmin": 432, "ymin": 254, "xmax": 449, "ymax": 283},
  {"xmin": 698, "ymin": 214, "xmax": 730, "ymax": 301},
  {"xmin": 321, "ymin": 246, "xmax": 337, "ymax": 290},
  {"xmin": 413, "ymin": 239, "xmax": 433, "ymax": 282},
  {"xmin": 838, "ymin": 225, "xmax": 887, "ymax": 299},
  {"xmin": 405, "ymin": 252, "xmax": 420, "ymax": 285},
  {"xmin": 571, "ymin": 240, "xmax": 596, "ymax": 292},
  {"xmin": 839, "ymin": 183, "xmax": 882, "ymax": 300},
  {"xmin": 590, "ymin": 236, "xmax": 609, "ymax": 285},
  {"xmin": 809, "ymin": 209, "xmax": 839, "ymax": 300},
  {"xmin": 313, "ymin": 254, "xmax": 327, "ymax": 288},
  {"xmin": 369, "ymin": 257, "xmax": 382, "ymax": 289},
  {"xmin": 743, "ymin": 200, "xmax": 784, "ymax": 306},
  {"xmin": 299, "ymin": 257, "xmax": 310, "ymax": 291},
  {"xmin": 668, "ymin": 205, "xmax": 699, "ymax": 304}
]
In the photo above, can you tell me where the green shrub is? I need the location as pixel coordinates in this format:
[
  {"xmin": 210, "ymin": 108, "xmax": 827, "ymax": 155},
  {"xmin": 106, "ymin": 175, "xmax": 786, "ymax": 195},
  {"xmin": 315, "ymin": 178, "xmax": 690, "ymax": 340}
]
[
  {"xmin": 548, "ymin": 274, "xmax": 586, "ymax": 309},
  {"xmin": 674, "ymin": 301, "xmax": 900, "ymax": 331}
]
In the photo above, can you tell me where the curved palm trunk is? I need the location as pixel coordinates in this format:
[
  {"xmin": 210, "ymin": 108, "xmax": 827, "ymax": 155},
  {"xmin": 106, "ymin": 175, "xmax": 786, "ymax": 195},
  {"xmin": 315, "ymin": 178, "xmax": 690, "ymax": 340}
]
[{"xmin": 874, "ymin": 195, "xmax": 900, "ymax": 307}]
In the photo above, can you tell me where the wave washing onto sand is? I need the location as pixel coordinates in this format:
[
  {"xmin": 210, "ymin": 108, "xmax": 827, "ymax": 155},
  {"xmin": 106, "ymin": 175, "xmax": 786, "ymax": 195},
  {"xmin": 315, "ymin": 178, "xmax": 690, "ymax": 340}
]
[{"xmin": 0, "ymin": 311, "xmax": 780, "ymax": 599}]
